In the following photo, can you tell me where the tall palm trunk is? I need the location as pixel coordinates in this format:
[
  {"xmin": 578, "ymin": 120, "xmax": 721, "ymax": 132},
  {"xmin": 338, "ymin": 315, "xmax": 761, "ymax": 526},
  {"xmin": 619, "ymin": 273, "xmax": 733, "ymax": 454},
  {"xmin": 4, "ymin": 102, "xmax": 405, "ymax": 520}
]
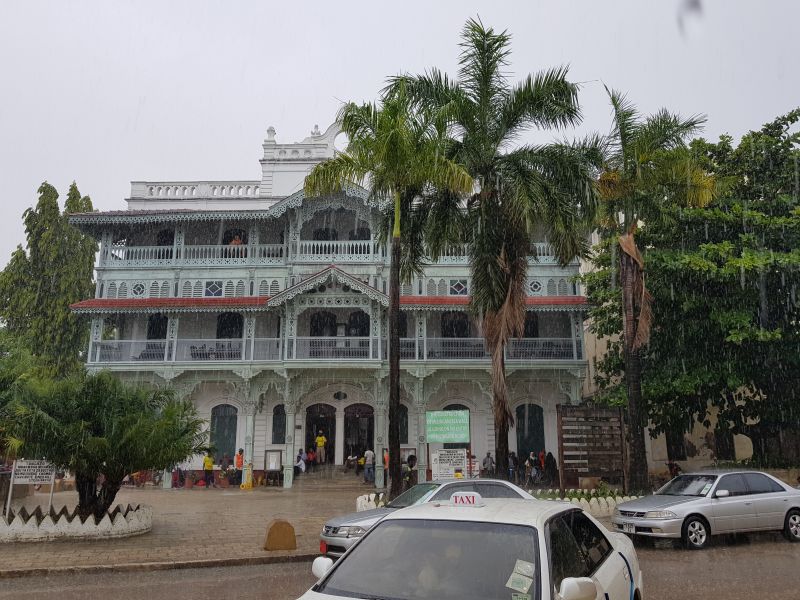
[
  {"xmin": 388, "ymin": 192, "xmax": 402, "ymax": 498},
  {"xmin": 493, "ymin": 350, "xmax": 510, "ymax": 479},
  {"xmin": 620, "ymin": 245, "xmax": 650, "ymax": 492}
]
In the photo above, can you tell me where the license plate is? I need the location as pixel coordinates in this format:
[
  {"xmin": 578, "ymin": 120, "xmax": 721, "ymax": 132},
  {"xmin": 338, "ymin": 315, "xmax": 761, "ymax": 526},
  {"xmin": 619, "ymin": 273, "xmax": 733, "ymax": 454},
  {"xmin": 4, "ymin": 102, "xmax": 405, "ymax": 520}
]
[{"xmin": 623, "ymin": 522, "xmax": 635, "ymax": 534}]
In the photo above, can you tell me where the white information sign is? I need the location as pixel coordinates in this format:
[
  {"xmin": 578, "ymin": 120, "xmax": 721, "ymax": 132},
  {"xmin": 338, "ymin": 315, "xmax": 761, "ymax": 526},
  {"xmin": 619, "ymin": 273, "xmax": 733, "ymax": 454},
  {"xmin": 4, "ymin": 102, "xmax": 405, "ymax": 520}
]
[
  {"xmin": 430, "ymin": 449, "xmax": 467, "ymax": 481},
  {"xmin": 13, "ymin": 460, "xmax": 56, "ymax": 485}
]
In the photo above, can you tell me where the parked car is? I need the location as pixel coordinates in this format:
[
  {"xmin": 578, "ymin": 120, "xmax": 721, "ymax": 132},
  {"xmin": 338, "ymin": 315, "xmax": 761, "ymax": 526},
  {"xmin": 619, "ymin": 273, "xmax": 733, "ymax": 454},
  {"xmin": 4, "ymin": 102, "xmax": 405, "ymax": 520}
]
[
  {"xmin": 319, "ymin": 479, "xmax": 532, "ymax": 558},
  {"xmin": 612, "ymin": 469, "xmax": 800, "ymax": 549},
  {"xmin": 305, "ymin": 492, "xmax": 643, "ymax": 600}
]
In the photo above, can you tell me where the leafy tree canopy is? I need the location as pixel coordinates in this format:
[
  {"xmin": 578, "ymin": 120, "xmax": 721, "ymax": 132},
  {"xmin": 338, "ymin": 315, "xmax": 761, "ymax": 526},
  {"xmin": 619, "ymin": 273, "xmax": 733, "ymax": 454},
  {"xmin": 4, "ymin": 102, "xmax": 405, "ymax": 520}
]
[
  {"xmin": 0, "ymin": 182, "xmax": 97, "ymax": 377},
  {"xmin": 3, "ymin": 372, "xmax": 207, "ymax": 518},
  {"xmin": 586, "ymin": 109, "xmax": 800, "ymax": 466}
]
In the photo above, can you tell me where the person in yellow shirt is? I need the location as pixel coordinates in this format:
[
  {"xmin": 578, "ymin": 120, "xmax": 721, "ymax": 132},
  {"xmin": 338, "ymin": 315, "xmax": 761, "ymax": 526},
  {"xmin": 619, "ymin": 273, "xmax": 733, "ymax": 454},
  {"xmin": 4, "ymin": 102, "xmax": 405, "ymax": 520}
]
[
  {"xmin": 315, "ymin": 430, "xmax": 327, "ymax": 464},
  {"xmin": 203, "ymin": 452, "xmax": 215, "ymax": 489}
]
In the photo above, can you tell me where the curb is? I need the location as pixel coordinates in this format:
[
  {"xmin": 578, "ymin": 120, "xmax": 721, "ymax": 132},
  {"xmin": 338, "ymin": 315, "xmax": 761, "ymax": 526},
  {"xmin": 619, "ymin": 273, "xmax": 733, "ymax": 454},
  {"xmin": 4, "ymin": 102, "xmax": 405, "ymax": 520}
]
[{"xmin": 0, "ymin": 552, "xmax": 319, "ymax": 579}]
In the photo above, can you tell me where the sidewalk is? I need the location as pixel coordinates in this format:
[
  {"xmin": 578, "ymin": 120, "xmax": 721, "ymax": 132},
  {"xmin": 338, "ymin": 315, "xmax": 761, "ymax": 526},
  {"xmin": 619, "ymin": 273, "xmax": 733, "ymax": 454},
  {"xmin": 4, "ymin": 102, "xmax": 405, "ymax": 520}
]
[{"xmin": 0, "ymin": 473, "xmax": 374, "ymax": 576}]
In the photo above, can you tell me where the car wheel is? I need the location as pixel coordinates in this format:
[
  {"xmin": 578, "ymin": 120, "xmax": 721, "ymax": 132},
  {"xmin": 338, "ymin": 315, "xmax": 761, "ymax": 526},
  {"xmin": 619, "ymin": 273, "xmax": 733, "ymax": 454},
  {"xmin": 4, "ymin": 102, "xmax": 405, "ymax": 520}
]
[
  {"xmin": 783, "ymin": 509, "xmax": 800, "ymax": 542},
  {"xmin": 682, "ymin": 516, "xmax": 710, "ymax": 550}
]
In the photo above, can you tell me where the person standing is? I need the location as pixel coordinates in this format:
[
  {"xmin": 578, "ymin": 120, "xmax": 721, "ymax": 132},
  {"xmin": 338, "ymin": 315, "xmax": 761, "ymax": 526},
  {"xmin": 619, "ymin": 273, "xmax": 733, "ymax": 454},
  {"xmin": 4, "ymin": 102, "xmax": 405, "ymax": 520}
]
[
  {"xmin": 363, "ymin": 447, "xmax": 375, "ymax": 483},
  {"xmin": 203, "ymin": 451, "xmax": 215, "ymax": 489},
  {"xmin": 235, "ymin": 448, "xmax": 244, "ymax": 485},
  {"xmin": 402, "ymin": 455, "xmax": 417, "ymax": 491},
  {"xmin": 315, "ymin": 430, "xmax": 327, "ymax": 464},
  {"xmin": 508, "ymin": 452, "xmax": 518, "ymax": 482},
  {"xmin": 482, "ymin": 452, "xmax": 495, "ymax": 477},
  {"xmin": 544, "ymin": 452, "xmax": 558, "ymax": 485}
]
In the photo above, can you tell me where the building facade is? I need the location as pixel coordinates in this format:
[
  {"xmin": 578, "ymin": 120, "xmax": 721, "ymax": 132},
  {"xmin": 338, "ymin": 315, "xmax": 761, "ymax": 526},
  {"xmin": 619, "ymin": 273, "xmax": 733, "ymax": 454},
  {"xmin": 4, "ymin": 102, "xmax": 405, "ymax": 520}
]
[{"xmin": 70, "ymin": 123, "xmax": 589, "ymax": 488}]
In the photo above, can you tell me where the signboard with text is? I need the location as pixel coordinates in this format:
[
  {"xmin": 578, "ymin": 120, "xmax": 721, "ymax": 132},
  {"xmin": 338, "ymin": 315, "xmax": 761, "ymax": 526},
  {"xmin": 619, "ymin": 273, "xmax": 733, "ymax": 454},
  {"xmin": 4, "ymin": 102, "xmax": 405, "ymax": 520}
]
[
  {"xmin": 425, "ymin": 410, "xmax": 470, "ymax": 443},
  {"xmin": 431, "ymin": 449, "xmax": 467, "ymax": 480},
  {"xmin": 13, "ymin": 460, "xmax": 56, "ymax": 485}
]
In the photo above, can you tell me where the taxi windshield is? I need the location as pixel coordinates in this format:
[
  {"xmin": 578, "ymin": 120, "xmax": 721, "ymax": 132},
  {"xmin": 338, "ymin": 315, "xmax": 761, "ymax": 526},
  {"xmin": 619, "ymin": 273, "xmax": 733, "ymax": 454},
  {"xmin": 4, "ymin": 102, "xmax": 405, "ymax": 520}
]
[
  {"xmin": 316, "ymin": 518, "xmax": 540, "ymax": 600},
  {"xmin": 386, "ymin": 483, "xmax": 440, "ymax": 508},
  {"xmin": 656, "ymin": 474, "xmax": 718, "ymax": 496}
]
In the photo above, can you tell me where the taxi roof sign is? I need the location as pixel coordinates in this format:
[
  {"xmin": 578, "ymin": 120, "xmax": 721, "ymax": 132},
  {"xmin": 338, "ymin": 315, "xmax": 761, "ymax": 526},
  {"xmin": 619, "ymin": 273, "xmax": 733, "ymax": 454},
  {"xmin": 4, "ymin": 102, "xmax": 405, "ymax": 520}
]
[{"xmin": 450, "ymin": 491, "xmax": 484, "ymax": 507}]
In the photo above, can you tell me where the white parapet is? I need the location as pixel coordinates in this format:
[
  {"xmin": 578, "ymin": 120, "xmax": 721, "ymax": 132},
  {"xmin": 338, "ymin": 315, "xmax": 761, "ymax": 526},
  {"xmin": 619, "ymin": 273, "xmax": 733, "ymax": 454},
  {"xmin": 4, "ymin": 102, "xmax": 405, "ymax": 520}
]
[{"xmin": 0, "ymin": 504, "xmax": 152, "ymax": 543}]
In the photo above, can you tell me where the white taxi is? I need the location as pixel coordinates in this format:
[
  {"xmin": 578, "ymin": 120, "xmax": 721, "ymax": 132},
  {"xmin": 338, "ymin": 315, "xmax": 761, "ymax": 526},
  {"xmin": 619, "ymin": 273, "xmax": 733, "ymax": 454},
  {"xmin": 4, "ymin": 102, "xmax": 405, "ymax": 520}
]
[{"xmin": 299, "ymin": 492, "xmax": 644, "ymax": 600}]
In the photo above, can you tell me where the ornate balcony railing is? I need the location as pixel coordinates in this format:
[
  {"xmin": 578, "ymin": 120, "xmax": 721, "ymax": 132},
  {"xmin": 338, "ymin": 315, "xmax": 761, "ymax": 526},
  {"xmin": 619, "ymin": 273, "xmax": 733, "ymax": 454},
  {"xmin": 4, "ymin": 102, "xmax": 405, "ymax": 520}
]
[
  {"xmin": 292, "ymin": 336, "xmax": 375, "ymax": 360},
  {"xmin": 102, "ymin": 243, "xmax": 286, "ymax": 267},
  {"xmin": 89, "ymin": 337, "xmax": 579, "ymax": 364},
  {"xmin": 295, "ymin": 240, "xmax": 382, "ymax": 262},
  {"xmin": 93, "ymin": 340, "xmax": 168, "ymax": 363}
]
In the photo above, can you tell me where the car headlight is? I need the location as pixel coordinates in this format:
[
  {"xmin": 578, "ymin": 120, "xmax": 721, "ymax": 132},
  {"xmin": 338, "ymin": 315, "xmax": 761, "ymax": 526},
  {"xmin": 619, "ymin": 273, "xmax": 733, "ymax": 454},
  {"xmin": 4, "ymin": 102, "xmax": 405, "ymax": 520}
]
[
  {"xmin": 340, "ymin": 526, "xmax": 367, "ymax": 538},
  {"xmin": 644, "ymin": 510, "xmax": 677, "ymax": 519}
]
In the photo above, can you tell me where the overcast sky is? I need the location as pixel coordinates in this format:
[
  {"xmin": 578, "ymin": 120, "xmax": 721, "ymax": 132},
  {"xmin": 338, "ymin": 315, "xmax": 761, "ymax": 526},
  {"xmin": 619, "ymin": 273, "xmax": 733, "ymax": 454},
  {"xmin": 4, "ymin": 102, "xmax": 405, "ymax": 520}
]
[{"xmin": 1, "ymin": 1, "xmax": 798, "ymax": 262}]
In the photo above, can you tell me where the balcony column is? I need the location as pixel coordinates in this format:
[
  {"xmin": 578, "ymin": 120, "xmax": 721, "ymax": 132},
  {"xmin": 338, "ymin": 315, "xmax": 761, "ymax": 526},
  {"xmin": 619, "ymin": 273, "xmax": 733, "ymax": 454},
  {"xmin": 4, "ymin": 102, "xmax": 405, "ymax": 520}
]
[
  {"xmin": 243, "ymin": 315, "xmax": 256, "ymax": 360},
  {"xmin": 166, "ymin": 315, "xmax": 179, "ymax": 361},
  {"xmin": 282, "ymin": 380, "xmax": 296, "ymax": 488},
  {"xmin": 416, "ymin": 312, "xmax": 427, "ymax": 360},
  {"xmin": 242, "ymin": 381, "xmax": 260, "ymax": 475},
  {"xmin": 284, "ymin": 302, "xmax": 297, "ymax": 359},
  {"xmin": 173, "ymin": 226, "xmax": 184, "ymax": 264},
  {"xmin": 88, "ymin": 317, "xmax": 104, "ymax": 363},
  {"xmin": 569, "ymin": 312, "xmax": 578, "ymax": 360},
  {"xmin": 373, "ymin": 374, "xmax": 388, "ymax": 489}
]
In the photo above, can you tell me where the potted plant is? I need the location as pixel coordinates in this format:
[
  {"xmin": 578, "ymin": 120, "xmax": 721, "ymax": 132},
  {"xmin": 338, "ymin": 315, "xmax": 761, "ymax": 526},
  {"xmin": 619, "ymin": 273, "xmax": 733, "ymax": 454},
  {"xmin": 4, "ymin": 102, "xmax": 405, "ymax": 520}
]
[{"xmin": 218, "ymin": 466, "xmax": 234, "ymax": 488}]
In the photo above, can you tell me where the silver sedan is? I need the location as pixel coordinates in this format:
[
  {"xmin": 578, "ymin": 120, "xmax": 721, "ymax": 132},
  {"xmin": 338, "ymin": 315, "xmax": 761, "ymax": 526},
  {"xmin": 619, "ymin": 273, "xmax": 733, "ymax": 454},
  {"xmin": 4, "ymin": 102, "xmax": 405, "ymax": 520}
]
[{"xmin": 611, "ymin": 469, "xmax": 800, "ymax": 549}]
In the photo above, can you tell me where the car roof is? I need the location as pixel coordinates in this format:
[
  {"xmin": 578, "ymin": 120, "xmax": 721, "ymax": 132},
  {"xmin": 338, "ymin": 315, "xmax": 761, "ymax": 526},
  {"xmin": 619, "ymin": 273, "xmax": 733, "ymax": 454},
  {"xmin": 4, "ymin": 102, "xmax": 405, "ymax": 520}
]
[
  {"xmin": 682, "ymin": 468, "xmax": 772, "ymax": 476},
  {"xmin": 383, "ymin": 498, "xmax": 571, "ymax": 528}
]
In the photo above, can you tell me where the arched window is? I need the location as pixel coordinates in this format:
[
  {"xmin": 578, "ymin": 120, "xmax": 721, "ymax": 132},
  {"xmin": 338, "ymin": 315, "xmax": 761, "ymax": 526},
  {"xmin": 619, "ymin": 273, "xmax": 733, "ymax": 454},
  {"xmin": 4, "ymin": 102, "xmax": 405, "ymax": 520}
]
[
  {"xmin": 347, "ymin": 310, "xmax": 370, "ymax": 337},
  {"xmin": 272, "ymin": 404, "xmax": 286, "ymax": 444},
  {"xmin": 310, "ymin": 311, "xmax": 337, "ymax": 337},
  {"xmin": 399, "ymin": 404, "xmax": 408, "ymax": 445},
  {"xmin": 216, "ymin": 312, "xmax": 243, "ymax": 339},
  {"xmin": 210, "ymin": 404, "xmax": 238, "ymax": 463}
]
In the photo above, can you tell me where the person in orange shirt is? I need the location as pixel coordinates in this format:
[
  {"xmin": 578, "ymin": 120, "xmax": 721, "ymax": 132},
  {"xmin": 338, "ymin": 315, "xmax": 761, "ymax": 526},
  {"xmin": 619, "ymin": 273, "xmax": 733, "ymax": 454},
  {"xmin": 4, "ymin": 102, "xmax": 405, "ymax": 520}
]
[{"xmin": 235, "ymin": 448, "xmax": 244, "ymax": 485}]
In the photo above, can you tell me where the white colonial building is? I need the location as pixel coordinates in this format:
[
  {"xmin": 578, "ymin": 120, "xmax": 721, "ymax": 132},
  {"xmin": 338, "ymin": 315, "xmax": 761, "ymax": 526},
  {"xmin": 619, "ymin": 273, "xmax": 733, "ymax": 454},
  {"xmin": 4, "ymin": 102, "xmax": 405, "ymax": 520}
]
[{"xmin": 70, "ymin": 123, "xmax": 588, "ymax": 488}]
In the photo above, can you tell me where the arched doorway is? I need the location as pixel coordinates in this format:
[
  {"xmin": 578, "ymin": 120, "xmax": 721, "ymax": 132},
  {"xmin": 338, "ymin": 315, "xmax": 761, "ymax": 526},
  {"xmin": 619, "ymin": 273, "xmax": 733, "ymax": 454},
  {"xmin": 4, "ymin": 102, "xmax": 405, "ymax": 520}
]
[
  {"xmin": 515, "ymin": 403, "xmax": 545, "ymax": 460},
  {"xmin": 305, "ymin": 403, "xmax": 335, "ymax": 463},
  {"xmin": 344, "ymin": 403, "xmax": 374, "ymax": 457},
  {"xmin": 210, "ymin": 404, "xmax": 238, "ymax": 464}
]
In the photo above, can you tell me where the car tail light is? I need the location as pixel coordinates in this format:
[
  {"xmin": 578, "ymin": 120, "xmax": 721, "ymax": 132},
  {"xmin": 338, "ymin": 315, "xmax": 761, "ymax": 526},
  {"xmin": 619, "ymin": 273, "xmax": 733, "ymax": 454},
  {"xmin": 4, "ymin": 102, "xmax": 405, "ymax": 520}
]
[{"xmin": 320, "ymin": 540, "xmax": 327, "ymax": 554}]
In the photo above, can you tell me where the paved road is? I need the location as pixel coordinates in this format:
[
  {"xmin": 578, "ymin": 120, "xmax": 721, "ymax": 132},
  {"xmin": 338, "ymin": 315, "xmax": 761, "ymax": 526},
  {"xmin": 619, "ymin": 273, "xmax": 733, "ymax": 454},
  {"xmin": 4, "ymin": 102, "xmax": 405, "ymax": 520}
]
[{"xmin": 3, "ymin": 531, "xmax": 799, "ymax": 600}]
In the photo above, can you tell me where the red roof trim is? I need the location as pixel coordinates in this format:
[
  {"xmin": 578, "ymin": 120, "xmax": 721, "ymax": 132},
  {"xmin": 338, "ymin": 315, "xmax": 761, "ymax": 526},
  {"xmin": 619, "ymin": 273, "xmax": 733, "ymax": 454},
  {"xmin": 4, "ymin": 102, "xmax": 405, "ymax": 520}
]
[
  {"xmin": 400, "ymin": 296, "xmax": 587, "ymax": 306},
  {"xmin": 70, "ymin": 297, "xmax": 269, "ymax": 310}
]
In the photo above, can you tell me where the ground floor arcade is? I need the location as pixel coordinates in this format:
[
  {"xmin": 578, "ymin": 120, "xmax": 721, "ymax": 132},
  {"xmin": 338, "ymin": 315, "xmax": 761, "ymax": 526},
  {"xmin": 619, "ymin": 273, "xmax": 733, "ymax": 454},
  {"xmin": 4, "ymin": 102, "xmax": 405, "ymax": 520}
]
[{"xmin": 126, "ymin": 366, "xmax": 584, "ymax": 488}]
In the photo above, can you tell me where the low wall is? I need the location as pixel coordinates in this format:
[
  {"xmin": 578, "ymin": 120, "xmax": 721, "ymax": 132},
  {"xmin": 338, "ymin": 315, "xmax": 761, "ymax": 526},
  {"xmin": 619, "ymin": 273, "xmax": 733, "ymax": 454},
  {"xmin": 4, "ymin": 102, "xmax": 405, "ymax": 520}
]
[{"xmin": 0, "ymin": 504, "xmax": 152, "ymax": 543}]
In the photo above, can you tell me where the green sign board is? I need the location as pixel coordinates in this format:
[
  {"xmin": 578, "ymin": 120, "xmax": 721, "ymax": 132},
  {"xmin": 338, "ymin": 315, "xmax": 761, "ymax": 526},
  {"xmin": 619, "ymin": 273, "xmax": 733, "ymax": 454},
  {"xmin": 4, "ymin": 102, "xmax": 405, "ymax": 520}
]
[{"xmin": 426, "ymin": 410, "xmax": 470, "ymax": 443}]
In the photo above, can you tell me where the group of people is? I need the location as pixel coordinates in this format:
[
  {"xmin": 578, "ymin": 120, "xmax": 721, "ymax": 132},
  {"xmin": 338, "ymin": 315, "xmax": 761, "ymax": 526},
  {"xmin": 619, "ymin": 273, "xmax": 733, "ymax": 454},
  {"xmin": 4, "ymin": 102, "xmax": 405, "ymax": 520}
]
[
  {"xmin": 506, "ymin": 450, "xmax": 558, "ymax": 487},
  {"xmin": 191, "ymin": 448, "xmax": 245, "ymax": 489},
  {"xmin": 294, "ymin": 429, "xmax": 330, "ymax": 475}
]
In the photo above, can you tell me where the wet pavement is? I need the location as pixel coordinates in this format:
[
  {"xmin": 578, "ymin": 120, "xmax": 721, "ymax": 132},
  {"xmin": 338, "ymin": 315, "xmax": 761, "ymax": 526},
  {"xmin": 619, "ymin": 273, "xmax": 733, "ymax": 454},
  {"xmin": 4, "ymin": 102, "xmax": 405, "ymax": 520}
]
[{"xmin": 3, "ymin": 531, "xmax": 799, "ymax": 599}]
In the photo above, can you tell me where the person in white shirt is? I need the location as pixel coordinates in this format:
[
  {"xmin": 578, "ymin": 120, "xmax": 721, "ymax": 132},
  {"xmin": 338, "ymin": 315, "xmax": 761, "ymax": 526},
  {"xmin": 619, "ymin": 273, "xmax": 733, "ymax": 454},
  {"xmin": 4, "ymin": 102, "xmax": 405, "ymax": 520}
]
[
  {"xmin": 363, "ymin": 448, "xmax": 375, "ymax": 483},
  {"xmin": 294, "ymin": 453, "xmax": 306, "ymax": 476}
]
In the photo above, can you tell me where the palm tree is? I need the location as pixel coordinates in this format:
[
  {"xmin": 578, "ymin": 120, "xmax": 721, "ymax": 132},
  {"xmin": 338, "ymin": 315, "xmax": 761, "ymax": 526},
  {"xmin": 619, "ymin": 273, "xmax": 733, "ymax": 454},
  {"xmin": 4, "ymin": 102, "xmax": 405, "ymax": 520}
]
[
  {"xmin": 390, "ymin": 18, "xmax": 601, "ymax": 478},
  {"xmin": 304, "ymin": 86, "xmax": 472, "ymax": 497},
  {"xmin": 598, "ymin": 88, "xmax": 715, "ymax": 491}
]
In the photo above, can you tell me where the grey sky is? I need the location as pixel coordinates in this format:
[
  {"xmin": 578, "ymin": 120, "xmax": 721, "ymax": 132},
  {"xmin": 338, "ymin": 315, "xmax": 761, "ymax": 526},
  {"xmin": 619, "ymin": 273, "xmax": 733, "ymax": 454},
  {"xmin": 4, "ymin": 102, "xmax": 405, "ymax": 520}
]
[{"xmin": 0, "ymin": 1, "xmax": 797, "ymax": 263}]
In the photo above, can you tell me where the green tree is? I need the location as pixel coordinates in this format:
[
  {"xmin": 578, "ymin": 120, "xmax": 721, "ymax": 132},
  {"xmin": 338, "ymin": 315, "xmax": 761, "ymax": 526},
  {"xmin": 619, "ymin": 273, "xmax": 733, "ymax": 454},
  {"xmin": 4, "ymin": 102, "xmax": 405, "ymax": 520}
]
[
  {"xmin": 392, "ymin": 19, "xmax": 601, "ymax": 477},
  {"xmin": 0, "ymin": 182, "xmax": 97, "ymax": 376},
  {"xmin": 587, "ymin": 109, "xmax": 799, "ymax": 471},
  {"xmin": 304, "ymin": 85, "xmax": 472, "ymax": 497},
  {"xmin": 4, "ymin": 372, "xmax": 206, "ymax": 519},
  {"xmin": 594, "ymin": 90, "xmax": 715, "ymax": 490}
]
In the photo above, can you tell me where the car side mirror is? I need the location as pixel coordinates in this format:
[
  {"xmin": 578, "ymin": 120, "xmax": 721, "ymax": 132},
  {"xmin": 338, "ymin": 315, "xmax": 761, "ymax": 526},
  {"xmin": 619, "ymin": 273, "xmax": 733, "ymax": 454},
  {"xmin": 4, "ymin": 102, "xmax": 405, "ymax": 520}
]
[
  {"xmin": 715, "ymin": 489, "xmax": 730, "ymax": 498},
  {"xmin": 311, "ymin": 556, "xmax": 334, "ymax": 579},
  {"xmin": 558, "ymin": 577, "xmax": 598, "ymax": 600}
]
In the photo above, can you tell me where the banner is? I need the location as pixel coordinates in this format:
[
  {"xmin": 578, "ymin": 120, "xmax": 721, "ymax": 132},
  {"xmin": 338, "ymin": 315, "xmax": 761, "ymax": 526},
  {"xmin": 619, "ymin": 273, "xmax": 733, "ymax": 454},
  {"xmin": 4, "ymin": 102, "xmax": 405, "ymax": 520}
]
[{"xmin": 425, "ymin": 410, "xmax": 470, "ymax": 443}]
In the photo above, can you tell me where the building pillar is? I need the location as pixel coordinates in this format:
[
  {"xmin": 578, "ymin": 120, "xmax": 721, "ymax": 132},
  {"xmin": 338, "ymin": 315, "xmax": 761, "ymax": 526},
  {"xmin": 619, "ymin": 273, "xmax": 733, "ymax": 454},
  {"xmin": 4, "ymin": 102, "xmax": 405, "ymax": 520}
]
[
  {"xmin": 414, "ymin": 376, "xmax": 428, "ymax": 481},
  {"xmin": 334, "ymin": 409, "xmax": 345, "ymax": 465},
  {"xmin": 283, "ymin": 380, "xmax": 296, "ymax": 488},
  {"xmin": 243, "ymin": 382, "xmax": 260, "ymax": 470},
  {"xmin": 373, "ymin": 374, "xmax": 388, "ymax": 489},
  {"xmin": 243, "ymin": 315, "xmax": 256, "ymax": 360}
]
